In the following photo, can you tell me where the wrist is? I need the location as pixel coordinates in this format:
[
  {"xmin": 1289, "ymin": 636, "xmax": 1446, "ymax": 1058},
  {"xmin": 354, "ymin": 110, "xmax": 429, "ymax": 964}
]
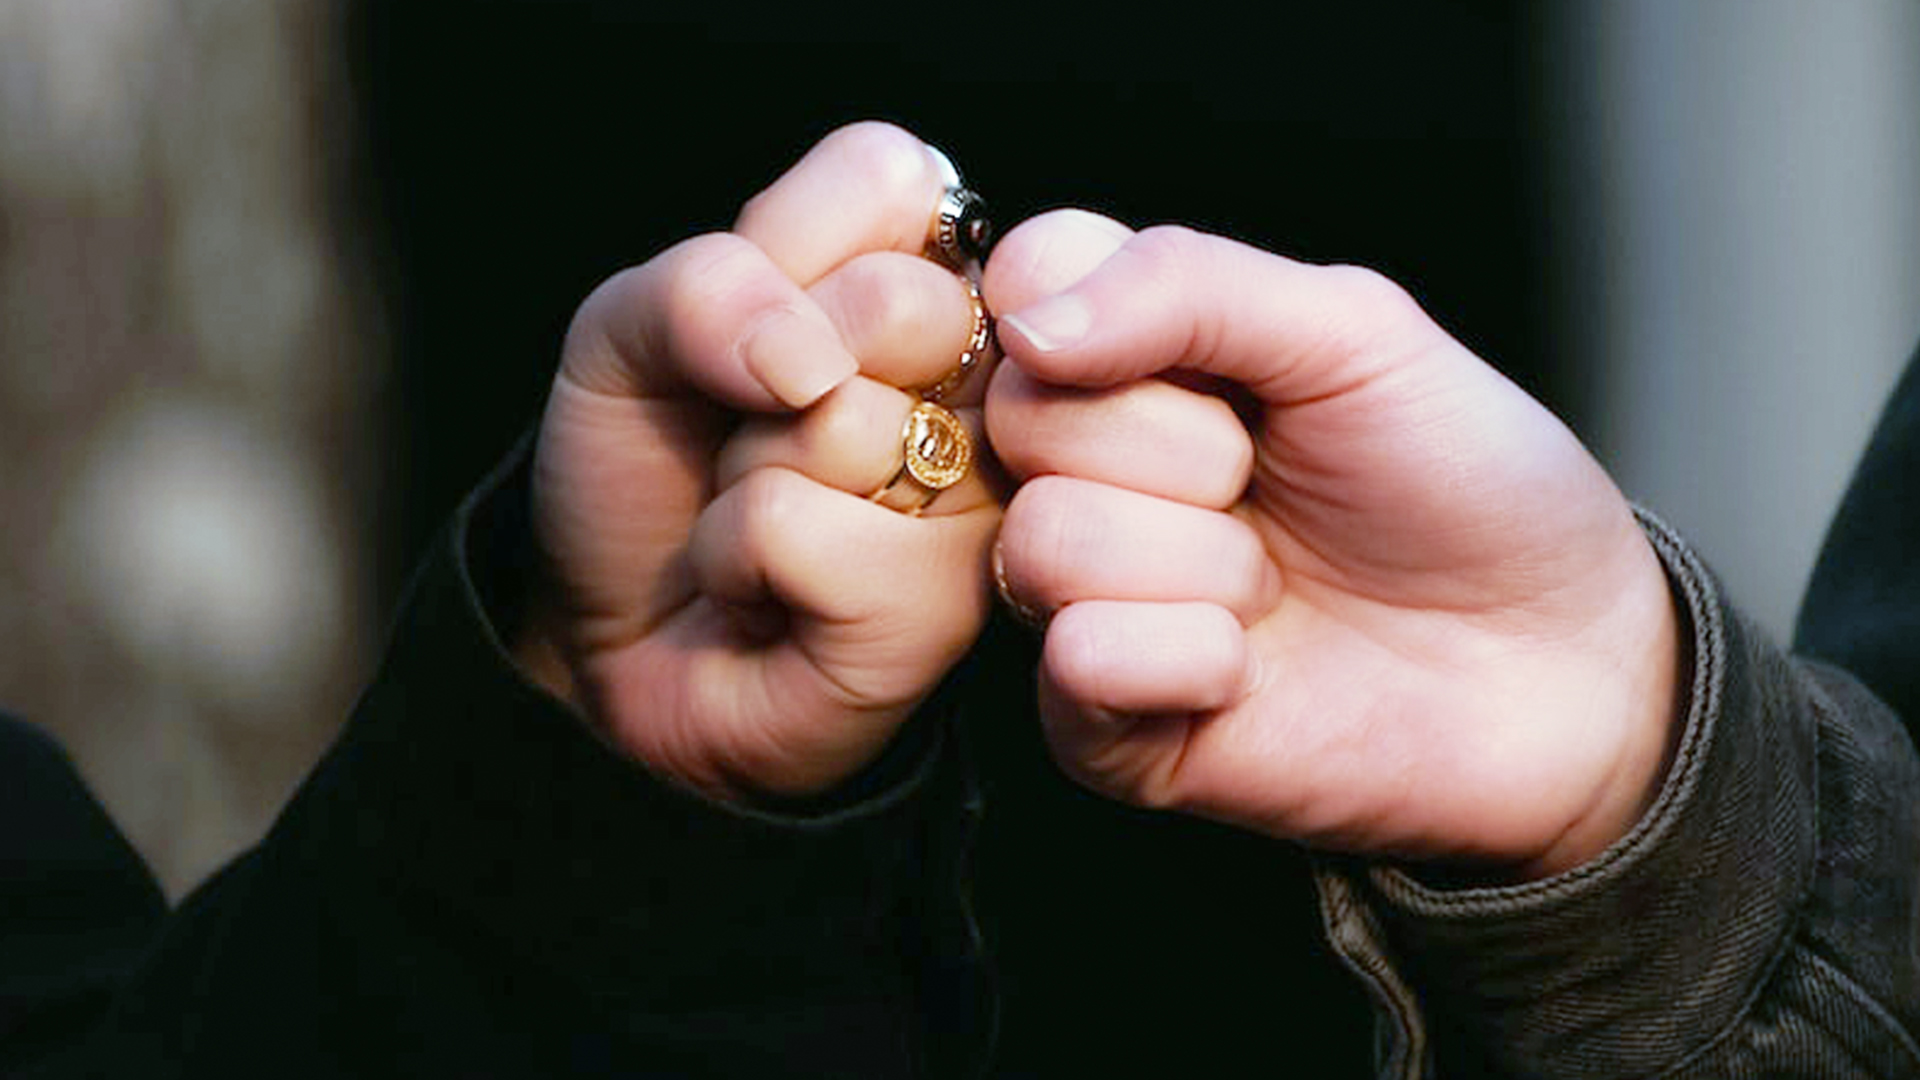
[{"xmin": 1519, "ymin": 526, "xmax": 1692, "ymax": 880}]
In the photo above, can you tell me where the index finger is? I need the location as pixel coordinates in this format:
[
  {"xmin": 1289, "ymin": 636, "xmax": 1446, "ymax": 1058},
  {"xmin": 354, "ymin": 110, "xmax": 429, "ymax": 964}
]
[{"xmin": 733, "ymin": 122, "xmax": 953, "ymax": 287}]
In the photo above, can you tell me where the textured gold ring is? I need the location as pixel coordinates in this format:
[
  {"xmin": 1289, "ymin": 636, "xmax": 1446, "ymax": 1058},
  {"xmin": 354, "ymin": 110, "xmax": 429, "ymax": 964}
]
[
  {"xmin": 868, "ymin": 400, "xmax": 974, "ymax": 516},
  {"xmin": 914, "ymin": 278, "xmax": 992, "ymax": 403}
]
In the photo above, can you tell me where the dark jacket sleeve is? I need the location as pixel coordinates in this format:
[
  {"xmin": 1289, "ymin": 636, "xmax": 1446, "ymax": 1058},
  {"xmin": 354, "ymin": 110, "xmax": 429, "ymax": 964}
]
[
  {"xmin": 0, "ymin": 717, "xmax": 167, "ymax": 1078},
  {"xmin": 1318, "ymin": 511, "xmax": 1920, "ymax": 1077},
  {"xmin": 1797, "ymin": 348, "xmax": 1920, "ymax": 750},
  {"xmin": 36, "ymin": 446, "xmax": 982, "ymax": 1080}
]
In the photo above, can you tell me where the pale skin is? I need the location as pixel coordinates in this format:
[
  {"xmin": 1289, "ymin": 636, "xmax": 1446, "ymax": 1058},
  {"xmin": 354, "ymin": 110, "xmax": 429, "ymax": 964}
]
[
  {"xmin": 985, "ymin": 213, "xmax": 1683, "ymax": 879},
  {"xmin": 518, "ymin": 122, "xmax": 1001, "ymax": 799},
  {"xmin": 516, "ymin": 122, "xmax": 1683, "ymax": 882}
]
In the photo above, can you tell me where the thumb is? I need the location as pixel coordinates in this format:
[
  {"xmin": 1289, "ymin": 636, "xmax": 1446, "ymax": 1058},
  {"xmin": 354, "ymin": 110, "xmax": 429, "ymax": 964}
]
[
  {"xmin": 995, "ymin": 225, "xmax": 1443, "ymax": 407},
  {"xmin": 561, "ymin": 232, "xmax": 860, "ymax": 412}
]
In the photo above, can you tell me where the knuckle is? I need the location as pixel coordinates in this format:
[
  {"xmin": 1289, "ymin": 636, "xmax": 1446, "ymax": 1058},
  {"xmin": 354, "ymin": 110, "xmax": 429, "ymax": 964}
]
[
  {"xmin": 821, "ymin": 121, "xmax": 933, "ymax": 205},
  {"xmin": 1128, "ymin": 223, "xmax": 1206, "ymax": 261},
  {"xmin": 1321, "ymin": 262, "xmax": 1411, "ymax": 311},
  {"xmin": 1001, "ymin": 476, "xmax": 1086, "ymax": 602},
  {"xmin": 1159, "ymin": 387, "xmax": 1256, "ymax": 508},
  {"xmin": 982, "ymin": 366, "xmax": 1064, "ymax": 479},
  {"xmin": 573, "ymin": 263, "xmax": 643, "ymax": 320},
  {"xmin": 654, "ymin": 234, "xmax": 765, "ymax": 343},
  {"xmin": 1316, "ymin": 262, "xmax": 1432, "ymax": 345},
  {"xmin": 829, "ymin": 253, "xmax": 919, "ymax": 345},
  {"xmin": 733, "ymin": 466, "xmax": 808, "ymax": 559},
  {"xmin": 1041, "ymin": 616, "xmax": 1102, "ymax": 707},
  {"xmin": 800, "ymin": 380, "xmax": 878, "ymax": 459},
  {"xmin": 562, "ymin": 247, "xmax": 745, "ymax": 390},
  {"xmin": 733, "ymin": 183, "xmax": 779, "ymax": 229},
  {"xmin": 1116, "ymin": 225, "xmax": 1214, "ymax": 326},
  {"xmin": 1215, "ymin": 428, "xmax": 1257, "ymax": 506},
  {"xmin": 561, "ymin": 266, "xmax": 638, "ymax": 358},
  {"xmin": 665, "ymin": 233, "xmax": 761, "ymax": 302},
  {"xmin": 1123, "ymin": 225, "xmax": 1214, "ymax": 287}
]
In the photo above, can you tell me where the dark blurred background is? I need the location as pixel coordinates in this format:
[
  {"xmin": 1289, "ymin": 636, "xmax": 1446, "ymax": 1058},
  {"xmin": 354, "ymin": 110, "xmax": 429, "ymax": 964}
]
[
  {"xmin": 354, "ymin": 2, "xmax": 1559, "ymax": 598},
  {"xmin": 1, "ymin": 0, "xmax": 1914, "ymax": 894}
]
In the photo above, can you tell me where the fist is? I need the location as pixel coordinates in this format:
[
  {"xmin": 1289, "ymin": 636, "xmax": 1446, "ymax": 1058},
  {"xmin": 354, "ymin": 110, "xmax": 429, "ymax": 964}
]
[
  {"xmin": 984, "ymin": 211, "xmax": 1682, "ymax": 878},
  {"xmin": 518, "ymin": 123, "xmax": 1002, "ymax": 801}
]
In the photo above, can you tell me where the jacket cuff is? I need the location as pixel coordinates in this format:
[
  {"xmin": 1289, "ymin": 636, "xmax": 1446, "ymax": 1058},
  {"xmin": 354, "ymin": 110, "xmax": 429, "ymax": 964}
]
[
  {"xmin": 1320, "ymin": 510, "xmax": 1819, "ymax": 1077},
  {"xmin": 296, "ymin": 439, "xmax": 960, "ymax": 1003}
]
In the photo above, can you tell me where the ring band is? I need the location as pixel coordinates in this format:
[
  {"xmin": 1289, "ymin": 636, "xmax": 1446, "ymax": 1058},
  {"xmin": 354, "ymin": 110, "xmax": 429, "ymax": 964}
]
[
  {"xmin": 915, "ymin": 278, "xmax": 992, "ymax": 403},
  {"xmin": 991, "ymin": 544, "xmax": 1051, "ymax": 631},
  {"xmin": 868, "ymin": 400, "xmax": 974, "ymax": 516}
]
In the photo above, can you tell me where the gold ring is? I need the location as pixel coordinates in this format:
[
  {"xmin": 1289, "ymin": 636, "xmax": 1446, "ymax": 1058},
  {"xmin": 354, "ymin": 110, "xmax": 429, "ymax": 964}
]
[
  {"xmin": 991, "ymin": 544, "xmax": 1051, "ymax": 631},
  {"xmin": 914, "ymin": 278, "xmax": 992, "ymax": 403},
  {"xmin": 868, "ymin": 400, "xmax": 974, "ymax": 516}
]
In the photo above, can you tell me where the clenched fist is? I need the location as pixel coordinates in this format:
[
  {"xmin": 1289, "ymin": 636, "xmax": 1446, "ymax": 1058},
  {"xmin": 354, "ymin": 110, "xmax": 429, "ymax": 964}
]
[
  {"xmin": 516, "ymin": 123, "xmax": 1001, "ymax": 802},
  {"xmin": 985, "ymin": 211, "xmax": 1683, "ymax": 879}
]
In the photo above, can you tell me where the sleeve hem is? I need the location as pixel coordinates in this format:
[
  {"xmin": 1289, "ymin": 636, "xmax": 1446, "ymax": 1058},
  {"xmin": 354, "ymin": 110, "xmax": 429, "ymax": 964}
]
[
  {"xmin": 1368, "ymin": 507, "xmax": 1727, "ymax": 913},
  {"xmin": 1318, "ymin": 508, "xmax": 1823, "ymax": 1076}
]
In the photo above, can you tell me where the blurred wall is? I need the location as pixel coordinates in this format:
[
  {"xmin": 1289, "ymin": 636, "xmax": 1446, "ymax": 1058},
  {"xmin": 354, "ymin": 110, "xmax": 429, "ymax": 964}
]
[
  {"xmin": 0, "ymin": 0, "xmax": 377, "ymax": 895},
  {"xmin": 1547, "ymin": 0, "xmax": 1920, "ymax": 638}
]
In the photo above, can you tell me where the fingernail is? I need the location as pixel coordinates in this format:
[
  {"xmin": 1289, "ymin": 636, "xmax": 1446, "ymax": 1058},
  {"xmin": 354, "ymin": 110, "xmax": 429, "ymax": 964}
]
[
  {"xmin": 1003, "ymin": 294, "xmax": 1093, "ymax": 353},
  {"xmin": 742, "ymin": 311, "xmax": 858, "ymax": 409}
]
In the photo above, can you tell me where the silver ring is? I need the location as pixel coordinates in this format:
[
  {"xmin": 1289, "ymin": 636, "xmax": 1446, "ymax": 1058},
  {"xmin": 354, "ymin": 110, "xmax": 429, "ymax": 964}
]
[{"xmin": 924, "ymin": 146, "xmax": 992, "ymax": 270}]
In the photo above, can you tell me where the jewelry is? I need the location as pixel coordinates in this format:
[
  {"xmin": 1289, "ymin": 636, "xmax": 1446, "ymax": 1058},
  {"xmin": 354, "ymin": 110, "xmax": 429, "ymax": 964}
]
[
  {"xmin": 991, "ymin": 544, "xmax": 1051, "ymax": 631},
  {"xmin": 869, "ymin": 401, "xmax": 974, "ymax": 516},
  {"xmin": 865, "ymin": 291, "xmax": 987, "ymax": 513},
  {"xmin": 864, "ymin": 145, "xmax": 993, "ymax": 515},
  {"xmin": 914, "ymin": 278, "xmax": 992, "ymax": 403},
  {"xmin": 928, "ymin": 187, "xmax": 991, "ymax": 270},
  {"xmin": 924, "ymin": 146, "xmax": 992, "ymax": 270}
]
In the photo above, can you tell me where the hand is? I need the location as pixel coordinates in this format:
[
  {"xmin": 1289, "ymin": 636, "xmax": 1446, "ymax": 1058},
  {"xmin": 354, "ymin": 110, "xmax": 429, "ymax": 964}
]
[
  {"xmin": 984, "ymin": 211, "xmax": 1683, "ymax": 878},
  {"xmin": 516, "ymin": 123, "xmax": 1000, "ymax": 802}
]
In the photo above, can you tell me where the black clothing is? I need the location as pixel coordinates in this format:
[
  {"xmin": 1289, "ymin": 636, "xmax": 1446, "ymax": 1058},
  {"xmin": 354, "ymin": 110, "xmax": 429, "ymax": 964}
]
[
  {"xmin": 1800, "ymin": 353, "xmax": 1920, "ymax": 728},
  {"xmin": 0, "ymin": 721, "xmax": 164, "ymax": 1079},
  {"xmin": 10, "ymin": 362, "xmax": 1920, "ymax": 1074}
]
